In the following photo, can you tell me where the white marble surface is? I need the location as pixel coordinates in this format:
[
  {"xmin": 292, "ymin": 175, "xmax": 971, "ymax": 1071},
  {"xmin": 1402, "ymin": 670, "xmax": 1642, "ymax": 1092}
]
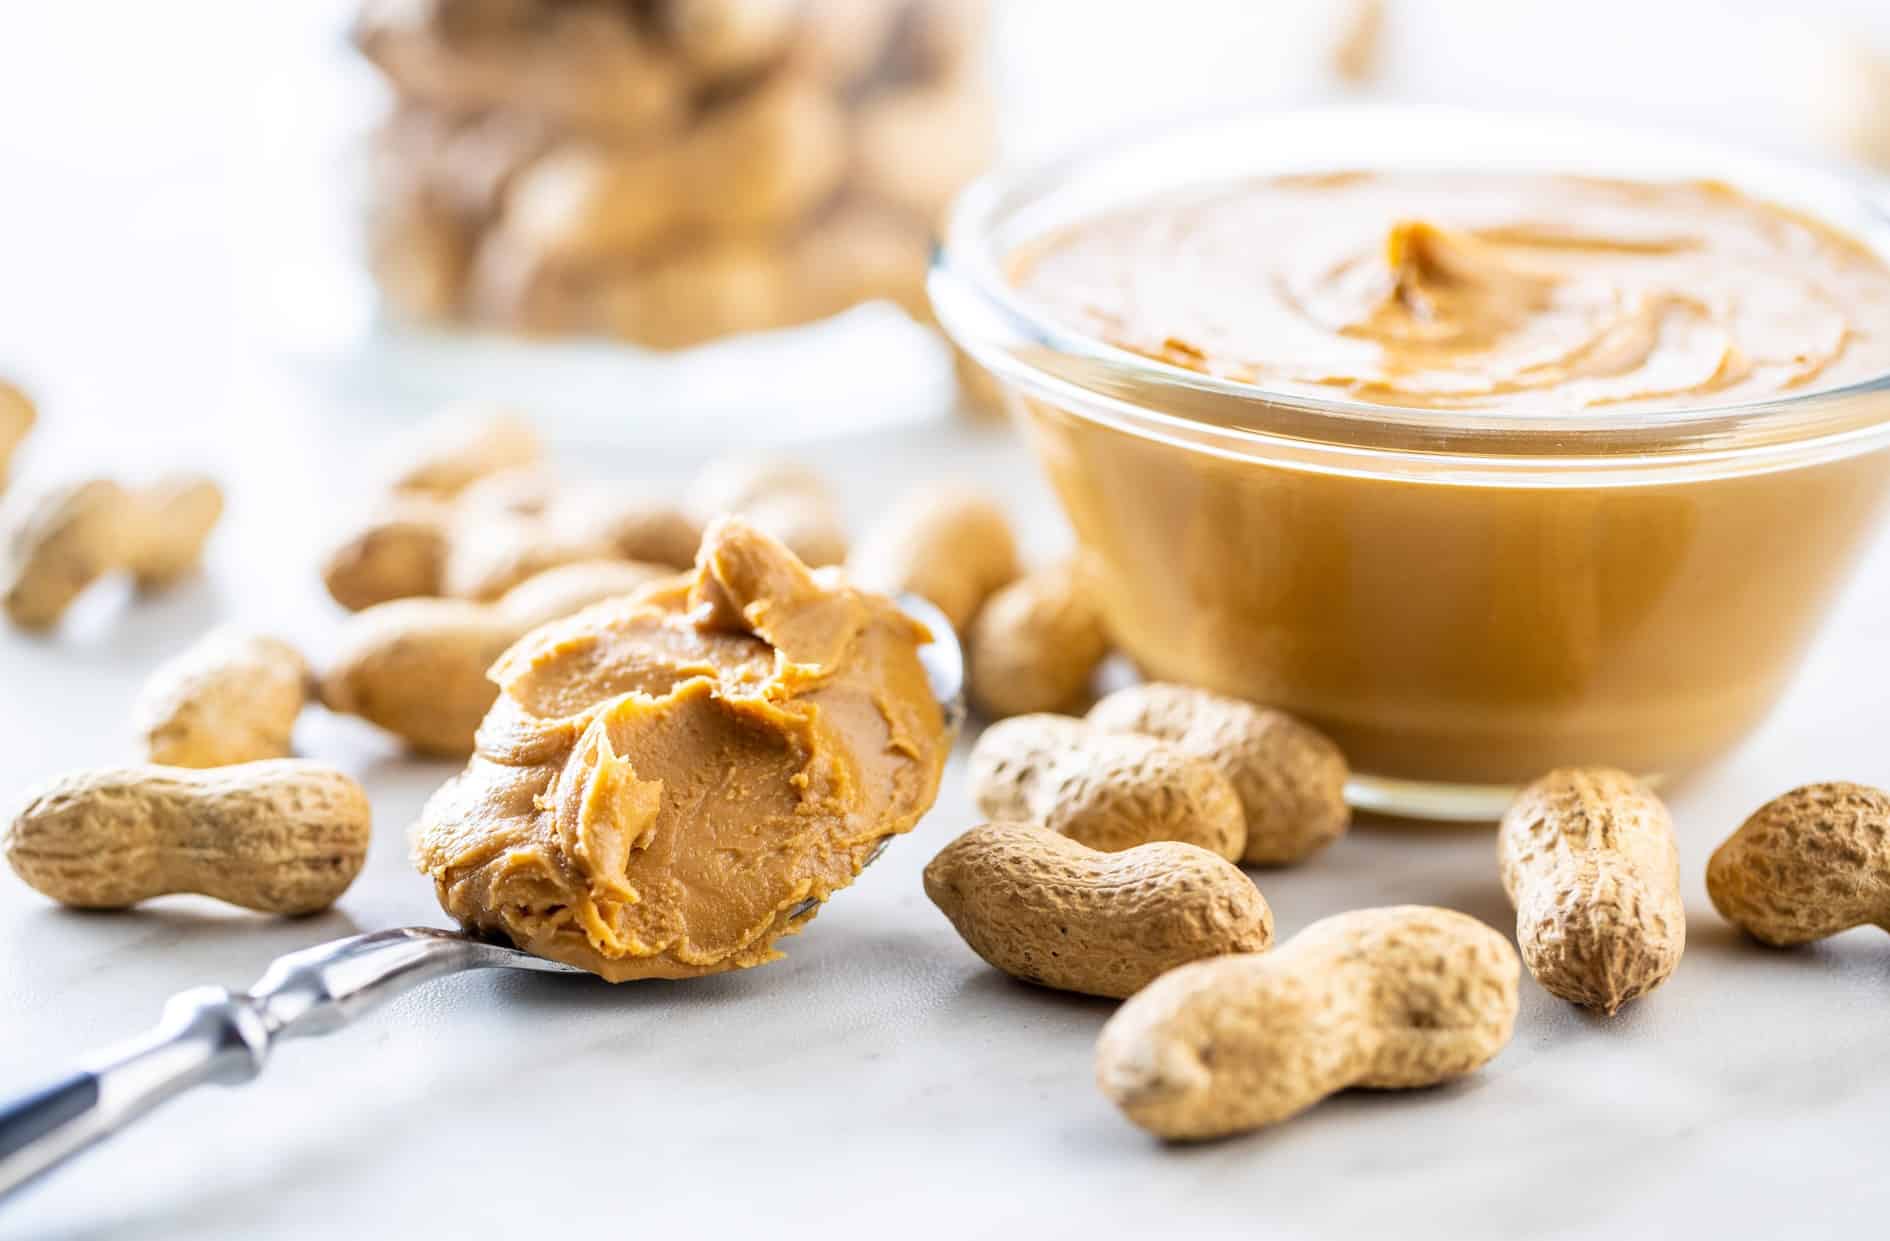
[
  {"xmin": 4, "ymin": 409, "xmax": 1890, "ymax": 1241},
  {"xmin": 5, "ymin": 2, "xmax": 1890, "ymax": 1237}
]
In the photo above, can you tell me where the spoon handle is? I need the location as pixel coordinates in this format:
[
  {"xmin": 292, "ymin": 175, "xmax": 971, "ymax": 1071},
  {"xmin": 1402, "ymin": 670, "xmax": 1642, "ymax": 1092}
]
[
  {"xmin": 0, "ymin": 983, "xmax": 265, "ymax": 1204},
  {"xmin": 0, "ymin": 927, "xmax": 572, "ymax": 1203}
]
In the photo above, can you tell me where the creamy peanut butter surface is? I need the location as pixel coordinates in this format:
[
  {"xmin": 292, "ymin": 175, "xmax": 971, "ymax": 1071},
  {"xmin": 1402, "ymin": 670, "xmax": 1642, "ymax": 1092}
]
[
  {"xmin": 1013, "ymin": 173, "xmax": 1890, "ymax": 412},
  {"xmin": 414, "ymin": 518, "xmax": 949, "ymax": 981}
]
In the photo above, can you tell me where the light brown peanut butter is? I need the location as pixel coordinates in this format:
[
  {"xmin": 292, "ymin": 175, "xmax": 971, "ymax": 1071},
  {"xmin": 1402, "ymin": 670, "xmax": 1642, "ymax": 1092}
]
[
  {"xmin": 1014, "ymin": 173, "xmax": 1890, "ymax": 412},
  {"xmin": 413, "ymin": 519, "xmax": 949, "ymax": 979}
]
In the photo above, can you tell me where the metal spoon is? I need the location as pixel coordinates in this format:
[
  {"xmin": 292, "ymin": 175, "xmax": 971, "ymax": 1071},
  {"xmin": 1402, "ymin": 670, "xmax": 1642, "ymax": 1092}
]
[{"xmin": 0, "ymin": 593, "xmax": 964, "ymax": 1203}]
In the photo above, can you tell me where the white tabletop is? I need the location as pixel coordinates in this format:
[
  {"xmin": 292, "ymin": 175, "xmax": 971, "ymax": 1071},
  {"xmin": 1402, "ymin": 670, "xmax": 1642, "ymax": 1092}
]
[
  {"xmin": 6, "ymin": 405, "xmax": 1890, "ymax": 1241},
  {"xmin": 6, "ymin": 3, "xmax": 1890, "ymax": 1238}
]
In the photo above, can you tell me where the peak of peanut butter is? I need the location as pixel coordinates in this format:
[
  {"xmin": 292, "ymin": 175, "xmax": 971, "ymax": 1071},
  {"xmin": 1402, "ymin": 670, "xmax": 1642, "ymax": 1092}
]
[
  {"xmin": 688, "ymin": 515, "xmax": 816, "ymax": 631},
  {"xmin": 1367, "ymin": 217, "xmax": 1561, "ymax": 345},
  {"xmin": 686, "ymin": 516, "xmax": 862, "ymax": 674},
  {"xmin": 414, "ymin": 519, "xmax": 949, "ymax": 981},
  {"xmin": 1383, "ymin": 218, "xmax": 1556, "ymax": 305}
]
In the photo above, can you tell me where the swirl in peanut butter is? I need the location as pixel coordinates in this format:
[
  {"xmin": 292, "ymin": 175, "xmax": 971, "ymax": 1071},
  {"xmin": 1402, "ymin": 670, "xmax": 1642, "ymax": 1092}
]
[{"xmin": 1012, "ymin": 173, "xmax": 1890, "ymax": 412}]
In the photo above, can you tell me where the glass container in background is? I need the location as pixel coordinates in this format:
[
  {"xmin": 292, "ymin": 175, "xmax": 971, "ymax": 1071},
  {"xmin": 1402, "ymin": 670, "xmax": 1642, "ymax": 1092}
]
[{"xmin": 355, "ymin": 0, "xmax": 991, "ymax": 351}]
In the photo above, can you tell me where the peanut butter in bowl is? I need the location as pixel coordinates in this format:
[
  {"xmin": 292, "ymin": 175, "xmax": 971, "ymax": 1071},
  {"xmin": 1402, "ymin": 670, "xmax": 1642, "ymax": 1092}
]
[
  {"xmin": 1013, "ymin": 172, "xmax": 1890, "ymax": 413},
  {"xmin": 934, "ymin": 110, "xmax": 1890, "ymax": 818}
]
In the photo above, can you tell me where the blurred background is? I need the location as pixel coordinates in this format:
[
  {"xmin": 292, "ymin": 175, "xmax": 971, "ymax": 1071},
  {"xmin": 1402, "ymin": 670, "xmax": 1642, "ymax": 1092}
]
[{"xmin": 2, "ymin": 0, "xmax": 1890, "ymax": 456}]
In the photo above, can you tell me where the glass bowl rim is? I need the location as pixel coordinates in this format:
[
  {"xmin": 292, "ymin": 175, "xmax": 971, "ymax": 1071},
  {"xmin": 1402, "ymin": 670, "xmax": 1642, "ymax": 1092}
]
[{"xmin": 930, "ymin": 104, "xmax": 1890, "ymax": 466}]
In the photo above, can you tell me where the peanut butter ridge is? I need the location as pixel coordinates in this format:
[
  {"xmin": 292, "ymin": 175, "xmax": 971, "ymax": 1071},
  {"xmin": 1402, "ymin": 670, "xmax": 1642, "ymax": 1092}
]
[
  {"xmin": 413, "ymin": 518, "xmax": 949, "ymax": 980},
  {"xmin": 1011, "ymin": 172, "xmax": 1890, "ymax": 412}
]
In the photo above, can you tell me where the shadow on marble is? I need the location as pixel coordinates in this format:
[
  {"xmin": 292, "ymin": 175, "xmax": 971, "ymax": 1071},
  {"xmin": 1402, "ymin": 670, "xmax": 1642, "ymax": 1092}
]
[
  {"xmin": 0, "ymin": 906, "xmax": 373, "ymax": 1099},
  {"xmin": 354, "ymin": 750, "xmax": 462, "ymax": 788},
  {"xmin": 360, "ymin": 912, "xmax": 977, "ymax": 1017},
  {"xmin": 488, "ymin": 958, "xmax": 756, "ymax": 1011},
  {"xmin": 801, "ymin": 917, "xmax": 953, "ymax": 963},
  {"xmin": 0, "ymin": 906, "xmax": 369, "ymax": 1014},
  {"xmin": 1528, "ymin": 983, "xmax": 1671, "ymax": 1036},
  {"xmin": 1057, "ymin": 1070, "xmax": 1507, "ymax": 1164},
  {"xmin": 948, "ymin": 964, "xmax": 1122, "ymax": 1019},
  {"xmin": 10, "ymin": 1111, "xmax": 410, "ymax": 1241},
  {"xmin": 1351, "ymin": 809, "xmax": 1499, "ymax": 838},
  {"xmin": 21, "ymin": 899, "xmax": 363, "ymax": 948},
  {"xmin": 292, "ymin": 708, "xmax": 410, "ymax": 770},
  {"xmin": 1418, "ymin": 879, "xmax": 1519, "ymax": 939},
  {"xmin": 50, "ymin": 570, "xmax": 228, "ymax": 657},
  {"xmin": 1684, "ymin": 914, "xmax": 1890, "ymax": 973},
  {"xmin": 1681, "ymin": 916, "xmax": 1767, "ymax": 959}
]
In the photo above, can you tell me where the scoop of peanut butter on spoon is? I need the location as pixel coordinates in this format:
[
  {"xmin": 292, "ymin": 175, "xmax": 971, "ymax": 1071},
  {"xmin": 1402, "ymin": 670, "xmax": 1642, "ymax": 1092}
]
[{"xmin": 413, "ymin": 517, "xmax": 953, "ymax": 981}]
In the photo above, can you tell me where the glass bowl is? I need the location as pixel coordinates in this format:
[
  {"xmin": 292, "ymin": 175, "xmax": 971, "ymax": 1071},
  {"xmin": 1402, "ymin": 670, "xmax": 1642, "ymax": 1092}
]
[{"xmin": 930, "ymin": 107, "xmax": 1890, "ymax": 820}]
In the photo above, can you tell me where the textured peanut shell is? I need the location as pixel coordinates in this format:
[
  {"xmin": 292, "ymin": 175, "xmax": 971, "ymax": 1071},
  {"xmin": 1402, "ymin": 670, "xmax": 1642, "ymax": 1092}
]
[
  {"xmin": 1331, "ymin": 0, "xmax": 1385, "ymax": 83},
  {"xmin": 504, "ymin": 78, "xmax": 842, "ymax": 263},
  {"xmin": 4, "ymin": 761, "xmax": 371, "ymax": 914},
  {"xmin": 320, "ymin": 497, "xmax": 453, "ymax": 611},
  {"xmin": 321, "ymin": 559, "xmax": 666, "ymax": 756},
  {"xmin": 1498, "ymin": 768, "xmax": 1685, "ymax": 1013},
  {"xmin": 366, "ymin": 180, "xmax": 468, "ymax": 320},
  {"xmin": 847, "ymin": 483, "xmax": 1019, "ymax": 630},
  {"xmin": 442, "ymin": 510, "xmax": 621, "ymax": 601},
  {"xmin": 1, "ymin": 474, "xmax": 220, "ymax": 629},
  {"xmin": 924, "ymin": 822, "xmax": 1272, "ymax": 998},
  {"xmin": 899, "ymin": 0, "xmax": 988, "ymax": 80},
  {"xmin": 135, "ymin": 630, "xmax": 311, "ymax": 768},
  {"xmin": 969, "ymin": 715, "xmax": 1246, "ymax": 861},
  {"xmin": 123, "ymin": 475, "xmax": 223, "ymax": 589},
  {"xmin": 386, "ymin": 407, "xmax": 542, "ymax": 500},
  {"xmin": 687, "ymin": 457, "xmax": 847, "ymax": 567},
  {"xmin": 489, "ymin": 560, "xmax": 672, "ymax": 630},
  {"xmin": 320, "ymin": 599, "xmax": 516, "ymax": 756},
  {"xmin": 0, "ymin": 378, "xmax": 35, "ymax": 490},
  {"xmin": 689, "ymin": 77, "xmax": 848, "ymax": 236},
  {"xmin": 559, "ymin": 490, "xmax": 702, "ymax": 569},
  {"xmin": 1088, "ymin": 683, "xmax": 1349, "ymax": 866},
  {"xmin": 968, "ymin": 562, "xmax": 1110, "ymax": 719},
  {"xmin": 2, "ymin": 479, "xmax": 129, "ymax": 628},
  {"xmin": 354, "ymin": 0, "xmax": 685, "ymax": 137},
  {"xmin": 733, "ymin": 493, "xmax": 847, "ymax": 569},
  {"xmin": 1096, "ymin": 906, "xmax": 1520, "ymax": 1141},
  {"xmin": 659, "ymin": 0, "xmax": 800, "ymax": 83},
  {"xmin": 324, "ymin": 409, "xmax": 544, "ymax": 610},
  {"xmin": 792, "ymin": 0, "xmax": 903, "ymax": 85},
  {"xmin": 590, "ymin": 238, "xmax": 794, "ymax": 348},
  {"xmin": 687, "ymin": 458, "xmax": 832, "ymax": 519},
  {"xmin": 325, "ymin": 481, "xmax": 693, "ymax": 612},
  {"xmin": 1707, "ymin": 781, "xmax": 1890, "ymax": 946},
  {"xmin": 453, "ymin": 465, "xmax": 560, "ymax": 519}
]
